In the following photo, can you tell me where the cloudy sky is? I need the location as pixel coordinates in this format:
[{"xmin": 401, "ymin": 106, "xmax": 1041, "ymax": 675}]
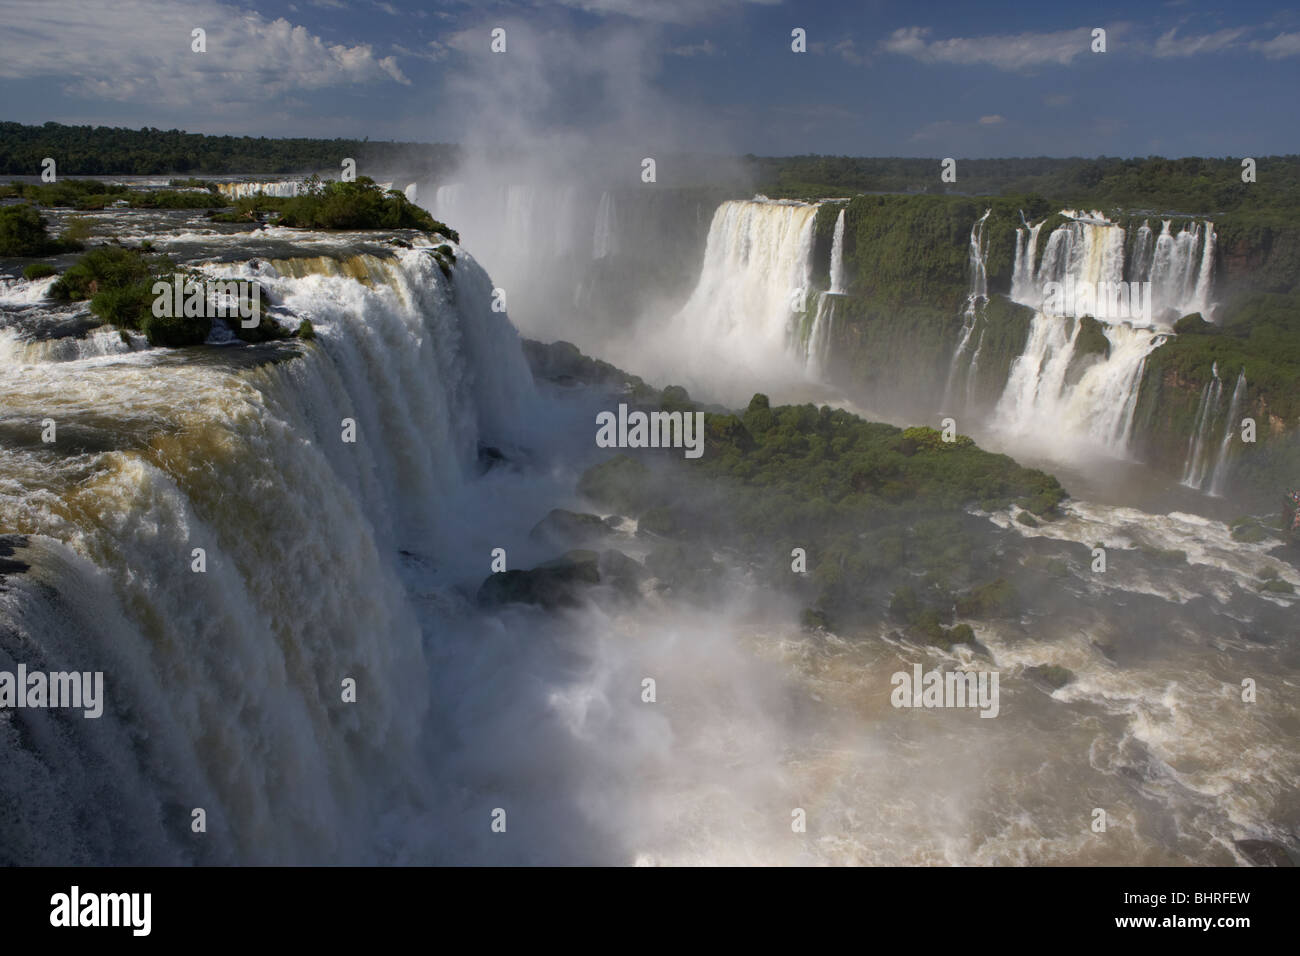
[{"xmin": 1, "ymin": 0, "xmax": 1297, "ymax": 156}]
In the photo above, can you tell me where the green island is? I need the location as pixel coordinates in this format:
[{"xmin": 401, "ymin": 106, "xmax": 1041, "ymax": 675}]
[
  {"xmin": 504, "ymin": 340, "xmax": 1068, "ymax": 650},
  {"xmin": 207, "ymin": 175, "xmax": 458, "ymax": 239}
]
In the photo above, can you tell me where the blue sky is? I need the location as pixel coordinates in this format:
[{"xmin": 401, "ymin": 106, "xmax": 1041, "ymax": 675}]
[{"xmin": 1, "ymin": 0, "xmax": 1297, "ymax": 157}]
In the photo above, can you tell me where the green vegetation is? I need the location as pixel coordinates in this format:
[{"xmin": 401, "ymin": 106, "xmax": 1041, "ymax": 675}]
[
  {"xmin": 751, "ymin": 154, "xmax": 1300, "ymax": 216},
  {"xmin": 1230, "ymin": 516, "xmax": 1273, "ymax": 543},
  {"xmin": 60, "ymin": 216, "xmax": 94, "ymax": 242},
  {"xmin": 0, "ymin": 204, "xmax": 83, "ymax": 256},
  {"xmin": 1025, "ymin": 664, "xmax": 1074, "ymax": 690},
  {"xmin": 955, "ymin": 577, "xmax": 1017, "ymax": 616},
  {"xmin": 296, "ymin": 318, "xmax": 315, "ymax": 341},
  {"xmin": 128, "ymin": 190, "xmax": 229, "ymax": 209},
  {"xmin": 576, "ymin": 390, "xmax": 1066, "ymax": 631},
  {"xmin": 1259, "ymin": 577, "xmax": 1295, "ymax": 595},
  {"xmin": 21, "ymin": 262, "xmax": 56, "ymax": 280},
  {"xmin": 217, "ymin": 176, "xmax": 456, "ymax": 237},
  {"xmin": 1144, "ymin": 292, "xmax": 1300, "ymax": 423},
  {"xmin": 48, "ymin": 245, "xmax": 287, "ymax": 347},
  {"xmin": 1130, "ymin": 290, "xmax": 1300, "ymax": 505},
  {"xmin": 0, "ymin": 121, "xmax": 459, "ymax": 178},
  {"xmin": 0, "ymin": 179, "xmax": 129, "ymax": 209},
  {"xmin": 49, "ymin": 245, "xmax": 154, "ymax": 300}
]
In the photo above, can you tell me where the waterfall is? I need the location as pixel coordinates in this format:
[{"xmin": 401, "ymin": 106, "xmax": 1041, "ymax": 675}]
[
  {"xmin": 1129, "ymin": 221, "xmax": 1154, "ymax": 285},
  {"xmin": 0, "ymin": 242, "xmax": 536, "ymax": 863},
  {"xmin": 1143, "ymin": 219, "xmax": 1216, "ymax": 319},
  {"xmin": 987, "ymin": 209, "xmax": 1216, "ymax": 459},
  {"xmin": 943, "ymin": 210, "xmax": 991, "ymax": 405},
  {"xmin": 592, "ymin": 191, "xmax": 617, "ymax": 260},
  {"xmin": 828, "ymin": 208, "xmax": 846, "ymax": 294},
  {"xmin": 1208, "ymin": 370, "xmax": 1247, "ymax": 497},
  {"xmin": 662, "ymin": 198, "xmax": 819, "ymax": 380},
  {"xmin": 805, "ymin": 293, "xmax": 837, "ymax": 377},
  {"xmin": 1180, "ymin": 362, "xmax": 1224, "ymax": 489},
  {"xmin": 992, "ymin": 315, "xmax": 1160, "ymax": 454},
  {"xmin": 1010, "ymin": 218, "xmax": 1043, "ymax": 304},
  {"xmin": 1192, "ymin": 222, "xmax": 1216, "ymax": 315},
  {"xmin": 216, "ymin": 181, "xmax": 304, "ymax": 200}
]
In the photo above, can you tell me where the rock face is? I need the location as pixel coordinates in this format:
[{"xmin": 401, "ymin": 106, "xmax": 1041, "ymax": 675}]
[
  {"xmin": 598, "ymin": 549, "xmax": 647, "ymax": 596},
  {"xmin": 529, "ymin": 509, "xmax": 610, "ymax": 550},
  {"xmin": 477, "ymin": 550, "xmax": 601, "ymax": 610},
  {"xmin": 476, "ymin": 549, "xmax": 649, "ymax": 609}
]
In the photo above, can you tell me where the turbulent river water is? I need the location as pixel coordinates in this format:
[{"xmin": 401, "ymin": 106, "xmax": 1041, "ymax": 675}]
[{"xmin": 0, "ymin": 191, "xmax": 1295, "ymax": 865}]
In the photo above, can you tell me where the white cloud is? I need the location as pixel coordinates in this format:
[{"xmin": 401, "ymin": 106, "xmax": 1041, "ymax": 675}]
[
  {"xmin": 881, "ymin": 26, "xmax": 1092, "ymax": 71},
  {"xmin": 832, "ymin": 37, "xmax": 866, "ymax": 66},
  {"xmin": 0, "ymin": 0, "xmax": 410, "ymax": 110},
  {"xmin": 978, "ymin": 114, "xmax": 1005, "ymax": 125},
  {"xmin": 1151, "ymin": 27, "xmax": 1247, "ymax": 57},
  {"xmin": 1251, "ymin": 31, "xmax": 1300, "ymax": 59}
]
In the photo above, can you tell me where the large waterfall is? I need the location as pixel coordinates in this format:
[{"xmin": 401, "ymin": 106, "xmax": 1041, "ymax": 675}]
[
  {"xmin": 983, "ymin": 210, "xmax": 1215, "ymax": 461},
  {"xmin": 636, "ymin": 198, "xmax": 819, "ymax": 396},
  {"xmin": 0, "ymin": 242, "xmax": 535, "ymax": 863}
]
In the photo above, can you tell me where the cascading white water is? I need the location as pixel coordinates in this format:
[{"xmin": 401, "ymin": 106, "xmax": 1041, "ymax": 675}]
[
  {"xmin": 1208, "ymin": 370, "xmax": 1247, "ymax": 497},
  {"xmin": 805, "ymin": 294, "xmax": 836, "ymax": 378},
  {"xmin": 649, "ymin": 198, "xmax": 818, "ymax": 392},
  {"xmin": 993, "ymin": 315, "xmax": 1162, "ymax": 454},
  {"xmin": 989, "ymin": 209, "xmax": 1216, "ymax": 460},
  {"xmin": 0, "ymin": 242, "xmax": 536, "ymax": 864},
  {"xmin": 1010, "ymin": 219, "xmax": 1043, "ymax": 304},
  {"xmin": 828, "ymin": 208, "xmax": 846, "ymax": 294},
  {"xmin": 803, "ymin": 206, "xmax": 850, "ymax": 376},
  {"xmin": 943, "ymin": 210, "xmax": 991, "ymax": 405},
  {"xmin": 1129, "ymin": 221, "xmax": 1154, "ymax": 284},
  {"xmin": 1181, "ymin": 362, "xmax": 1223, "ymax": 489},
  {"xmin": 593, "ymin": 191, "xmax": 617, "ymax": 260},
  {"xmin": 216, "ymin": 181, "xmax": 303, "ymax": 199}
]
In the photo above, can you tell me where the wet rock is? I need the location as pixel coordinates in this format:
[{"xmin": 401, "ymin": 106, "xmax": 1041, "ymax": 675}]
[
  {"xmin": 599, "ymin": 549, "xmax": 646, "ymax": 595},
  {"xmin": 1025, "ymin": 664, "xmax": 1074, "ymax": 692},
  {"xmin": 476, "ymin": 550, "xmax": 600, "ymax": 610},
  {"xmin": 529, "ymin": 509, "xmax": 609, "ymax": 549}
]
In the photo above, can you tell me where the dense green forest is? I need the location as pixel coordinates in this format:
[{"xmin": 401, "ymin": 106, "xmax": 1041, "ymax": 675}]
[
  {"xmin": 6, "ymin": 124, "xmax": 1298, "ymax": 223},
  {"xmin": 747, "ymin": 154, "xmax": 1300, "ymax": 216},
  {"xmin": 0, "ymin": 121, "xmax": 459, "ymax": 177}
]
